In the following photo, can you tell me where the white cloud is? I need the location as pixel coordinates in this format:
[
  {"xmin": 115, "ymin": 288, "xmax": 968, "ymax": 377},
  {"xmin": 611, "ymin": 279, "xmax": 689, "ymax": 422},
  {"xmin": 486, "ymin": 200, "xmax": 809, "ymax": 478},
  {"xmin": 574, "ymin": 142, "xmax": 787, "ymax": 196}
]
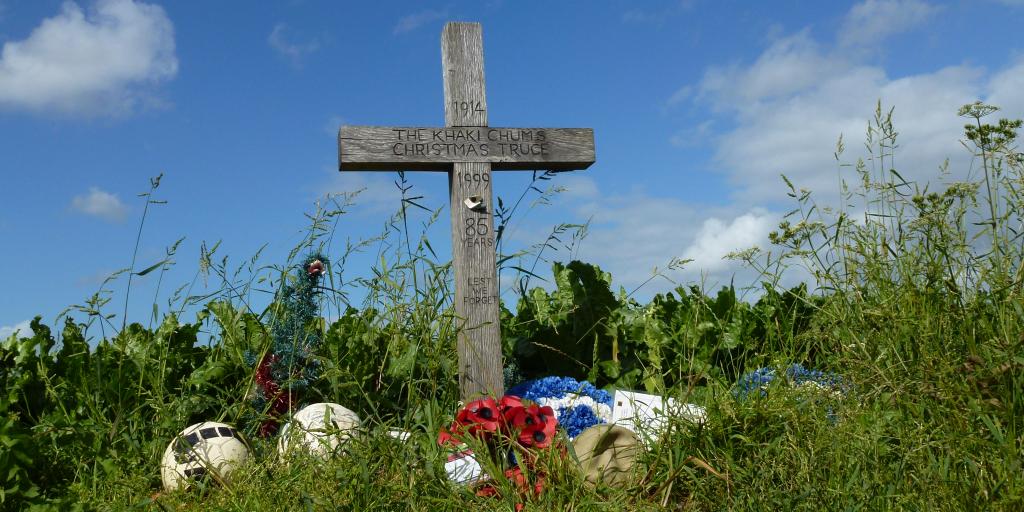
[
  {"xmin": 682, "ymin": 210, "xmax": 775, "ymax": 272},
  {"xmin": 498, "ymin": 176, "xmax": 782, "ymax": 299},
  {"xmin": 698, "ymin": 31, "xmax": 848, "ymax": 107},
  {"xmin": 711, "ymin": 62, "xmax": 984, "ymax": 205},
  {"xmin": 553, "ymin": 174, "xmax": 599, "ymax": 201},
  {"xmin": 622, "ymin": 9, "xmax": 663, "ymax": 24},
  {"xmin": 665, "ymin": 85, "xmax": 692, "ymax": 107},
  {"xmin": 268, "ymin": 23, "xmax": 320, "ymax": 68},
  {"xmin": 669, "ymin": 119, "xmax": 714, "ymax": 147},
  {"xmin": 393, "ymin": 9, "xmax": 447, "ymax": 35},
  {"xmin": 838, "ymin": 0, "xmax": 939, "ymax": 48},
  {"xmin": 684, "ymin": 1, "xmax": 1023, "ymax": 211},
  {"xmin": 646, "ymin": 0, "xmax": 1024, "ymax": 296},
  {"xmin": 988, "ymin": 58, "xmax": 1024, "ymax": 116},
  {"xmin": 0, "ymin": 0, "xmax": 177, "ymax": 116},
  {"xmin": 71, "ymin": 187, "xmax": 128, "ymax": 222},
  {"xmin": 0, "ymin": 319, "xmax": 34, "ymax": 339}
]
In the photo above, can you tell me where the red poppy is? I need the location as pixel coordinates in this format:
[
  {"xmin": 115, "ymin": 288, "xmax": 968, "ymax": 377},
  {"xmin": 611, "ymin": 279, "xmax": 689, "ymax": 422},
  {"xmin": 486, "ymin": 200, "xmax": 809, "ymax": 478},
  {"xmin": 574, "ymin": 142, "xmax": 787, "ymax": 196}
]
[
  {"xmin": 505, "ymin": 466, "xmax": 545, "ymax": 499},
  {"xmin": 439, "ymin": 397, "xmax": 502, "ymax": 447},
  {"xmin": 457, "ymin": 397, "xmax": 501, "ymax": 435},
  {"xmin": 508, "ymin": 404, "xmax": 557, "ymax": 448},
  {"xmin": 474, "ymin": 467, "xmax": 544, "ymax": 501},
  {"xmin": 437, "ymin": 426, "xmax": 460, "ymax": 447},
  {"xmin": 504, "ymin": 467, "xmax": 528, "ymax": 490},
  {"xmin": 473, "ymin": 469, "xmax": 516, "ymax": 499},
  {"xmin": 498, "ymin": 395, "xmax": 523, "ymax": 415},
  {"xmin": 498, "ymin": 395, "xmax": 524, "ymax": 432},
  {"xmin": 475, "ymin": 483, "xmax": 499, "ymax": 498}
]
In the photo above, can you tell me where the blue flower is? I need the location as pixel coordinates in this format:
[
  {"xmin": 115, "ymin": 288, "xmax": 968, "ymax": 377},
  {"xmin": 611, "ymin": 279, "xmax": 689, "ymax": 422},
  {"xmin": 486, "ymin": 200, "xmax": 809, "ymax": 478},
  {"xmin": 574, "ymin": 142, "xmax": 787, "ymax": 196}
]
[
  {"xmin": 734, "ymin": 363, "xmax": 851, "ymax": 422},
  {"xmin": 557, "ymin": 405, "xmax": 603, "ymax": 438},
  {"xmin": 784, "ymin": 363, "xmax": 847, "ymax": 391},
  {"xmin": 507, "ymin": 376, "xmax": 613, "ymax": 439},
  {"xmin": 507, "ymin": 376, "xmax": 613, "ymax": 406},
  {"xmin": 733, "ymin": 367, "xmax": 777, "ymax": 399},
  {"xmin": 734, "ymin": 363, "xmax": 849, "ymax": 400}
]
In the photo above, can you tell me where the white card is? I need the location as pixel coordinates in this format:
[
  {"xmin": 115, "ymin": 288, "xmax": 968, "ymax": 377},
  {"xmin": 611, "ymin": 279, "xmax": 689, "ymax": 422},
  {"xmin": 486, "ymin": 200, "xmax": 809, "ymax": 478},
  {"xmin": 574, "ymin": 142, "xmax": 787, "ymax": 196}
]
[
  {"xmin": 444, "ymin": 449, "xmax": 488, "ymax": 486},
  {"xmin": 611, "ymin": 390, "xmax": 706, "ymax": 436}
]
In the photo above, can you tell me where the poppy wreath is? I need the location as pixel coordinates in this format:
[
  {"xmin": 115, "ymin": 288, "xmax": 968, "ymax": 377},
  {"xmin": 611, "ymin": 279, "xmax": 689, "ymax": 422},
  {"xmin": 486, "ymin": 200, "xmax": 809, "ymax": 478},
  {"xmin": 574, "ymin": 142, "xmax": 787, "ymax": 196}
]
[
  {"xmin": 438, "ymin": 395, "xmax": 559, "ymax": 503},
  {"xmin": 438, "ymin": 396, "xmax": 557, "ymax": 450}
]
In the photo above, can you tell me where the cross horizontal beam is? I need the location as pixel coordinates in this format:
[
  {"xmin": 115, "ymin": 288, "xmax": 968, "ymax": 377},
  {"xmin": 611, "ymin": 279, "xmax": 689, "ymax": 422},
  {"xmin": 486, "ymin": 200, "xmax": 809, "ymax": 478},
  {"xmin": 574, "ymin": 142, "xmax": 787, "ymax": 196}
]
[{"xmin": 338, "ymin": 125, "xmax": 595, "ymax": 171}]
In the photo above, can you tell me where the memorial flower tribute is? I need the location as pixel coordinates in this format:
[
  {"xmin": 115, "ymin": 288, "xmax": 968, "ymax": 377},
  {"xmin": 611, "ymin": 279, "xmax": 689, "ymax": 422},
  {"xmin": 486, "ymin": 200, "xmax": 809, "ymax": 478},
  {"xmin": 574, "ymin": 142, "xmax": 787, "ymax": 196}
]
[
  {"xmin": 734, "ymin": 363, "xmax": 848, "ymax": 399},
  {"xmin": 438, "ymin": 395, "xmax": 558, "ymax": 451},
  {"xmin": 734, "ymin": 363, "xmax": 851, "ymax": 420},
  {"xmin": 437, "ymin": 394, "xmax": 560, "ymax": 503},
  {"xmin": 435, "ymin": 377, "xmax": 616, "ymax": 504},
  {"xmin": 507, "ymin": 376, "xmax": 614, "ymax": 439}
]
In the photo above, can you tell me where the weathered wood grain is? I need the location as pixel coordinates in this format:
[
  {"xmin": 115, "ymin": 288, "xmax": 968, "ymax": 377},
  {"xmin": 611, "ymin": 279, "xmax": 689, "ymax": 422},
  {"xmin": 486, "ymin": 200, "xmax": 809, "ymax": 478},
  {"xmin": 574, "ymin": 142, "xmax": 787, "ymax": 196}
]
[
  {"xmin": 444, "ymin": 22, "xmax": 502, "ymax": 399},
  {"xmin": 442, "ymin": 22, "xmax": 487, "ymax": 127},
  {"xmin": 448, "ymin": 161, "xmax": 503, "ymax": 398},
  {"xmin": 338, "ymin": 125, "xmax": 596, "ymax": 171}
]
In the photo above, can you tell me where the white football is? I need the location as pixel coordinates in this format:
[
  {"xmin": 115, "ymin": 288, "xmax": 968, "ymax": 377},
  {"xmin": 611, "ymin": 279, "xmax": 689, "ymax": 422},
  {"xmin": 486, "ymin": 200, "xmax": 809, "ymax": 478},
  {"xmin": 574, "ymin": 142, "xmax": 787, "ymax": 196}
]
[
  {"xmin": 278, "ymin": 402, "xmax": 361, "ymax": 459},
  {"xmin": 160, "ymin": 421, "xmax": 250, "ymax": 491}
]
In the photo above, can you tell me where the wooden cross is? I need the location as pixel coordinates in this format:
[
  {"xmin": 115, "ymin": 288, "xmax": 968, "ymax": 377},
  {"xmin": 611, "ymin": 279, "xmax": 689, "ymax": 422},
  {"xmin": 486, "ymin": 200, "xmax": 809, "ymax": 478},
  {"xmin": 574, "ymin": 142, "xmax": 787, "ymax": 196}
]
[{"xmin": 338, "ymin": 22, "xmax": 595, "ymax": 400}]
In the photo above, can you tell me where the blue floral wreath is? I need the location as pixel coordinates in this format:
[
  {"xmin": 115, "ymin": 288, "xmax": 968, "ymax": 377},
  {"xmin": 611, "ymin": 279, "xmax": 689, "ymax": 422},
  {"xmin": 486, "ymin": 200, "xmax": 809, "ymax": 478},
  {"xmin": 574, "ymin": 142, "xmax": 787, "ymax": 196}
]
[
  {"xmin": 507, "ymin": 376, "xmax": 613, "ymax": 438},
  {"xmin": 734, "ymin": 363, "xmax": 848, "ymax": 400}
]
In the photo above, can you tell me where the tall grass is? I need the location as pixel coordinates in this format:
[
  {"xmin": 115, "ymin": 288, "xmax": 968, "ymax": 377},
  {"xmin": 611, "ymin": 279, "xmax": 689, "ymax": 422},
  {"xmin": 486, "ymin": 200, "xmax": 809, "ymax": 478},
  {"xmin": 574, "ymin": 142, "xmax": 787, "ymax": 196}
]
[
  {"xmin": 1, "ymin": 103, "xmax": 1022, "ymax": 510},
  {"xmin": 717, "ymin": 101, "xmax": 1024, "ymax": 508}
]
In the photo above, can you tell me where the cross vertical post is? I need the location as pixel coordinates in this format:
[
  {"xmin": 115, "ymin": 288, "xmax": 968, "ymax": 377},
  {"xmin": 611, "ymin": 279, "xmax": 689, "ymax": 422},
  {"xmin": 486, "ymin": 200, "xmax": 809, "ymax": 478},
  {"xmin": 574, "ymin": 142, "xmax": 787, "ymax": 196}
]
[{"xmin": 442, "ymin": 22, "xmax": 503, "ymax": 399}]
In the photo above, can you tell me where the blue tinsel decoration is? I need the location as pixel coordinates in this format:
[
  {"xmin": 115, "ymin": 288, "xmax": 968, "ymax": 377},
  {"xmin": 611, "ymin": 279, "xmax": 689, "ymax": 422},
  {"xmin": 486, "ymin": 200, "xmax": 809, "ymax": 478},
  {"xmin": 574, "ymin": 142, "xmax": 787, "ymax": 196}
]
[
  {"xmin": 245, "ymin": 253, "xmax": 328, "ymax": 434},
  {"xmin": 265, "ymin": 255, "xmax": 327, "ymax": 392}
]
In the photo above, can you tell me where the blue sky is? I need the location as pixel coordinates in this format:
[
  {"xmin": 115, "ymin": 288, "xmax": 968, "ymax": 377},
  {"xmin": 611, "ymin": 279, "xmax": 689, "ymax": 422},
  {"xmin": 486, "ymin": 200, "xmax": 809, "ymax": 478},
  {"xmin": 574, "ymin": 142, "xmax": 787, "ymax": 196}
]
[{"xmin": 1, "ymin": 0, "xmax": 1022, "ymax": 338}]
